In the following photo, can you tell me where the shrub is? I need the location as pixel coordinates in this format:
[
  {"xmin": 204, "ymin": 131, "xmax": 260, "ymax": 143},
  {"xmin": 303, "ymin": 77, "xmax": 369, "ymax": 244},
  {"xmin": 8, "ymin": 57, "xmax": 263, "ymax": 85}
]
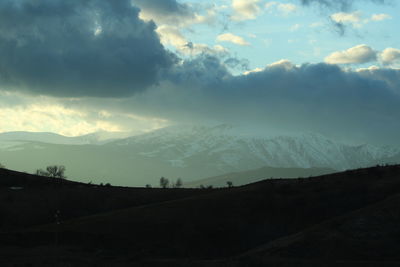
[
  {"xmin": 175, "ymin": 178, "xmax": 183, "ymax": 188},
  {"xmin": 35, "ymin": 165, "xmax": 66, "ymax": 179},
  {"xmin": 46, "ymin": 165, "xmax": 66, "ymax": 179},
  {"xmin": 160, "ymin": 177, "xmax": 169, "ymax": 188}
]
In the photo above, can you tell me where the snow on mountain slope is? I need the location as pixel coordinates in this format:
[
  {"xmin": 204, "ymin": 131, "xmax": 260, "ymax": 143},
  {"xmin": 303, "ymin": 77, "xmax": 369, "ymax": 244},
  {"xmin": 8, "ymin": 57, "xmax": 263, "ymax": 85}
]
[{"xmin": 110, "ymin": 124, "xmax": 399, "ymax": 171}]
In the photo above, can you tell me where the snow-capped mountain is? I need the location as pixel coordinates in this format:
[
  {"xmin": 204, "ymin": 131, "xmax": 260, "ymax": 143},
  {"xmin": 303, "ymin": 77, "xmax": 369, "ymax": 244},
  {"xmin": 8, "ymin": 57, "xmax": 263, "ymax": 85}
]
[
  {"xmin": 0, "ymin": 124, "xmax": 398, "ymax": 186},
  {"xmin": 111, "ymin": 124, "xmax": 400, "ymax": 172}
]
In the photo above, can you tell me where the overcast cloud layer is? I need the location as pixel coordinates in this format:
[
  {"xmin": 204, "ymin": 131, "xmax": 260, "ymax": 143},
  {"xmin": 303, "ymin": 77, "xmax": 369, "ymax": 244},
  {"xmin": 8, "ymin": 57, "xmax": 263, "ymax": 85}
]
[
  {"xmin": 56, "ymin": 56, "xmax": 400, "ymax": 145},
  {"xmin": 116, "ymin": 58, "xmax": 400, "ymax": 145}
]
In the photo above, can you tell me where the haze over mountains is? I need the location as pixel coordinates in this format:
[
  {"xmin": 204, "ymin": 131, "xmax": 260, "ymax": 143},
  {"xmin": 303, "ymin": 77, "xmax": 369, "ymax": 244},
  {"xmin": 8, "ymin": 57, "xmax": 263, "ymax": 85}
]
[
  {"xmin": 0, "ymin": 124, "xmax": 398, "ymax": 187},
  {"xmin": 0, "ymin": 130, "xmax": 137, "ymax": 145}
]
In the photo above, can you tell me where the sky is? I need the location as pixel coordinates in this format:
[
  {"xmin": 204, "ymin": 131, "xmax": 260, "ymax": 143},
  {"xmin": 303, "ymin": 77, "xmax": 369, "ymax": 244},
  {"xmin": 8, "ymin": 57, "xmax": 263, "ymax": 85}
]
[{"xmin": 0, "ymin": 0, "xmax": 399, "ymax": 145}]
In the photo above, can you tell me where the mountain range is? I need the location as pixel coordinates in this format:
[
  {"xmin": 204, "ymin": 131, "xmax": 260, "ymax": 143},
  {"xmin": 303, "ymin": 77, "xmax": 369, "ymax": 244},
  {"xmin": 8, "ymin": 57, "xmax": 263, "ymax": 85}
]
[{"xmin": 0, "ymin": 124, "xmax": 399, "ymax": 186}]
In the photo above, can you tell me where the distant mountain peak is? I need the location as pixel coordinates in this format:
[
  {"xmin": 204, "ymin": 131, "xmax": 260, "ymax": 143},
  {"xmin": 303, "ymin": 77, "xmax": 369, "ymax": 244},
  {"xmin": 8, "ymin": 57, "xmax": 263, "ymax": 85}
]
[{"xmin": 111, "ymin": 124, "xmax": 400, "ymax": 172}]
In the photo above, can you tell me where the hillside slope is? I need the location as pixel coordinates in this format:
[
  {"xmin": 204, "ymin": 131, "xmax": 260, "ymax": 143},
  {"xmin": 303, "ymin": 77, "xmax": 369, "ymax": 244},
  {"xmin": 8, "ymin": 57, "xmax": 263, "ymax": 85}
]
[
  {"xmin": 1, "ymin": 165, "xmax": 400, "ymax": 266},
  {"xmin": 242, "ymin": 194, "xmax": 400, "ymax": 262},
  {"xmin": 0, "ymin": 168, "xmax": 210, "ymax": 231}
]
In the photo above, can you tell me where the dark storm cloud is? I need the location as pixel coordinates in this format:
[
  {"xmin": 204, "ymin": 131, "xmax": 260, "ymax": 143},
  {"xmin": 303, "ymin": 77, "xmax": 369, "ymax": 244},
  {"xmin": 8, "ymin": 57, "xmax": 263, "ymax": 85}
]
[
  {"xmin": 59, "ymin": 53, "xmax": 400, "ymax": 144},
  {"xmin": 0, "ymin": 0, "xmax": 175, "ymax": 97},
  {"xmin": 358, "ymin": 67, "xmax": 400, "ymax": 93},
  {"xmin": 99, "ymin": 57, "xmax": 399, "ymax": 144}
]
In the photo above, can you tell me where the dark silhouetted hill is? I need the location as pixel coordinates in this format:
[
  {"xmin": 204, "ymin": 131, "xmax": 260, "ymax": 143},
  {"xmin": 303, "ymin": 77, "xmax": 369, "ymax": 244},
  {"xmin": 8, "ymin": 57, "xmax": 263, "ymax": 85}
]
[{"xmin": 1, "ymin": 165, "xmax": 400, "ymax": 266}]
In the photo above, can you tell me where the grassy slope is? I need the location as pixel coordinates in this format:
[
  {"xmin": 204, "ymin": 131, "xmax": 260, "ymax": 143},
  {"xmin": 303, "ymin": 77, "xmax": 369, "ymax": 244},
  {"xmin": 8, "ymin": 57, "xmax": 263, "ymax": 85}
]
[
  {"xmin": 1, "ymin": 165, "xmax": 400, "ymax": 265},
  {"xmin": 241, "ymin": 194, "xmax": 400, "ymax": 262},
  {"xmin": 0, "ymin": 168, "xmax": 211, "ymax": 231}
]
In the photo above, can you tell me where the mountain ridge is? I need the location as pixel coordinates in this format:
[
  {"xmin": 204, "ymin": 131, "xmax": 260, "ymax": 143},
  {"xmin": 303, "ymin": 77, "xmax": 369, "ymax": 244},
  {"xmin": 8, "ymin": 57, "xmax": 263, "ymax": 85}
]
[{"xmin": 0, "ymin": 124, "xmax": 398, "ymax": 186}]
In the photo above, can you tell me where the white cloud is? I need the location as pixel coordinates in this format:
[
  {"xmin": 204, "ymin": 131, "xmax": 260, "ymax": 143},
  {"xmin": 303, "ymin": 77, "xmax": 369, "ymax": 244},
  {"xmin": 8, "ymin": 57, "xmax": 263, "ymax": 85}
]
[
  {"xmin": 325, "ymin": 44, "xmax": 377, "ymax": 64},
  {"xmin": 265, "ymin": 2, "xmax": 298, "ymax": 15},
  {"xmin": 133, "ymin": 0, "xmax": 221, "ymax": 57},
  {"xmin": 371, "ymin": 13, "xmax": 392, "ymax": 21},
  {"xmin": 290, "ymin": 24, "xmax": 301, "ymax": 31},
  {"xmin": 156, "ymin": 25, "xmax": 187, "ymax": 48},
  {"xmin": 326, "ymin": 45, "xmax": 400, "ymax": 66},
  {"xmin": 243, "ymin": 67, "xmax": 263, "ymax": 75},
  {"xmin": 268, "ymin": 59, "xmax": 295, "ymax": 69},
  {"xmin": 134, "ymin": 0, "xmax": 215, "ymax": 28},
  {"xmin": 244, "ymin": 60, "xmax": 294, "ymax": 75},
  {"xmin": 0, "ymin": 92, "xmax": 169, "ymax": 136},
  {"xmin": 309, "ymin": 21, "xmax": 323, "ymax": 28},
  {"xmin": 330, "ymin": 11, "xmax": 363, "ymax": 27},
  {"xmin": 330, "ymin": 11, "xmax": 392, "ymax": 29},
  {"xmin": 356, "ymin": 65, "xmax": 381, "ymax": 72},
  {"xmin": 157, "ymin": 25, "xmax": 229, "ymax": 56},
  {"xmin": 182, "ymin": 43, "xmax": 230, "ymax": 57},
  {"xmin": 231, "ymin": 0, "xmax": 262, "ymax": 21},
  {"xmin": 0, "ymin": 104, "xmax": 120, "ymax": 136},
  {"xmin": 217, "ymin": 33, "xmax": 250, "ymax": 46},
  {"xmin": 381, "ymin": 48, "xmax": 400, "ymax": 65}
]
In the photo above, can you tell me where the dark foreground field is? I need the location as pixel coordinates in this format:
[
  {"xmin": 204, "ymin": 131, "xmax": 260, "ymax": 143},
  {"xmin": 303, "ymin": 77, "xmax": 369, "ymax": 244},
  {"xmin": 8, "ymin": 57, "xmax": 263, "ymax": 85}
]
[{"xmin": 1, "ymin": 165, "xmax": 400, "ymax": 266}]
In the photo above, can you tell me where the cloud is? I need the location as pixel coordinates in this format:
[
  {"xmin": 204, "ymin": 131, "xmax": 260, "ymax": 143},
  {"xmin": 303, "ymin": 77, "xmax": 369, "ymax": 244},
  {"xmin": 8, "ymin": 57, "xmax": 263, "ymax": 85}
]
[
  {"xmin": 66, "ymin": 57, "xmax": 400, "ymax": 145},
  {"xmin": 325, "ymin": 44, "xmax": 377, "ymax": 64},
  {"xmin": 231, "ymin": 0, "xmax": 262, "ymax": 21},
  {"xmin": 330, "ymin": 11, "xmax": 363, "ymax": 26},
  {"xmin": 299, "ymin": 1, "xmax": 391, "ymax": 35},
  {"xmin": 265, "ymin": 2, "xmax": 298, "ymax": 15},
  {"xmin": 0, "ymin": 92, "xmax": 168, "ymax": 136},
  {"xmin": 290, "ymin": 24, "xmax": 302, "ymax": 31},
  {"xmin": 156, "ymin": 25, "xmax": 188, "ymax": 48},
  {"xmin": 325, "ymin": 45, "xmax": 400, "ymax": 66},
  {"xmin": 381, "ymin": 48, "xmax": 400, "ymax": 65},
  {"xmin": 0, "ymin": 0, "xmax": 175, "ymax": 97},
  {"xmin": 328, "ymin": 11, "xmax": 392, "ymax": 35},
  {"xmin": 6, "ymin": 54, "xmax": 399, "ymax": 144},
  {"xmin": 371, "ymin": 13, "xmax": 392, "ymax": 21},
  {"xmin": 156, "ymin": 25, "xmax": 229, "ymax": 56},
  {"xmin": 357, "ymin": 66, "xmax": 400, "ymax": 92},
  {"xmin": 132, "ymin": 0, "xmax": 221, "ymax": 59},
  {"xmin": 330, "ymin": 11, "xmax": 392, "ymax": 28},
  {"xmin": 169, "ymin": 59, "xmax": 400, "ymax": 144},
  {"xmin": 298, "ymin": 0, "xmax": 390, "ymax": 11},
  {"xmin": 217, "ymin": 33, "xmax": 250, "ymax": 46},
  {"xmin": 133, "ymin": 0, "xmax": 215, "ymax": 27},
  {"xmin": 0, "ymin": 98, "xmax": 121, "ymax": 136}
]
